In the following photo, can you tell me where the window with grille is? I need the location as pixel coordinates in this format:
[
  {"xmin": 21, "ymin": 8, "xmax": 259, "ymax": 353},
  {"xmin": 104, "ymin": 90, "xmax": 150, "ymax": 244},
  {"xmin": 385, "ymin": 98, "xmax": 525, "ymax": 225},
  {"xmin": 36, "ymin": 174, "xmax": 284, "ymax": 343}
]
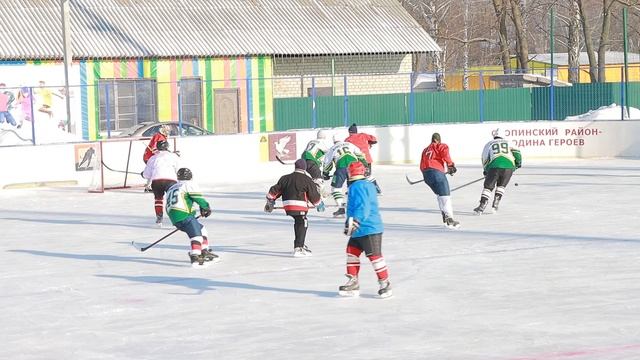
[
  {"xmin": 179, "ymin": 77, "xmax": 203, "ymax": 127},
  {"xmin": 98, "ymin": 79, "xmax": 157, "ymax": 132}
]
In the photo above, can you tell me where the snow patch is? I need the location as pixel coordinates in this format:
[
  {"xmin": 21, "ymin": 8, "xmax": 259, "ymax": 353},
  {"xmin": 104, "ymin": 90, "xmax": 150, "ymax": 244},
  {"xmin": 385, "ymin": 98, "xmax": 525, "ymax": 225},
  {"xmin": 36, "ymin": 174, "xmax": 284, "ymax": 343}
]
[{"xmin": 565, "ymin": 103, "xmax": 640, "ymax": 121}]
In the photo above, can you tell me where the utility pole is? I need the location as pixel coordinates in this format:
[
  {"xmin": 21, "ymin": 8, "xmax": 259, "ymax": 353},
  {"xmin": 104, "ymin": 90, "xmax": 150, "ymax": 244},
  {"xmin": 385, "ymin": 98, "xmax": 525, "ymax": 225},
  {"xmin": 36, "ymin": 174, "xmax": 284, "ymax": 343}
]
[{"xmin": 61, "ymin": 0, "xmax": 73, "ymax": 133}]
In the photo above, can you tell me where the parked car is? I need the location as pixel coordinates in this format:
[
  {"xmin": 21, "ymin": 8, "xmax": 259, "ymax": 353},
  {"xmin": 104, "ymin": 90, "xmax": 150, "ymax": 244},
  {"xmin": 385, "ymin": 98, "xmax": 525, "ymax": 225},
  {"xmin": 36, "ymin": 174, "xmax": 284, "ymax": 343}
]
[{"xmin": 111, "ymin": 121, "xmax": 211, "ymax": 138}]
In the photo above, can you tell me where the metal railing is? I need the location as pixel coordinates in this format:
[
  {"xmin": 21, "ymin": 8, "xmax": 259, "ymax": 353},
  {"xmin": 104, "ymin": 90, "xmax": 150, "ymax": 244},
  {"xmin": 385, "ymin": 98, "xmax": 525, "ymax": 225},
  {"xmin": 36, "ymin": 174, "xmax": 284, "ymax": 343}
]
[{"xmin": 1, "ymin": 66, "xmax": 639, "ymax": 146}]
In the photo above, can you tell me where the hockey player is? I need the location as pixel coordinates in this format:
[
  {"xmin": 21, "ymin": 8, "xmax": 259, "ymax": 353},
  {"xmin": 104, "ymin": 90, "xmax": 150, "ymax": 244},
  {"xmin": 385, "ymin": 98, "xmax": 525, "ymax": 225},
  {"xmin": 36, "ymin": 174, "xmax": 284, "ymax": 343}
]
[
  {"xmin": 344, "ymin": 123, "xmax": 382, "ymax": 194},
  {"xmin": 142, "ymin": 140, "xmax": 180, "ymax": 226},
  {"xmin": 301, "ymin": 129, "xmax": 331, "ymax": 198},
  {"xmin": 142, "ymin": 124, "xmax": 170, "ymax": 192},
  {"xmin": 473, "ymin": 128, "xmax": 522, "ymax": 214},
  {"xmin": 322, "ymin": 134, "xmax": 367, "ymax": 217},
  {"xmin": 265, "ymin": 159, "xmax": 323, "ymax": 257},
  {"xmin": 164, "ymin": 168, "xmax": 217, "ymax": 267},
  {"xmin": 339, "ymin": 161, "xmax": 391, "ymax": 299},
  {"xmin": 301, "ymin": 129, "xmax": 331, "ymax": 179},
  {"xmin": 420, "ymin": 132, "xmax": 460, "ymax": 229}
]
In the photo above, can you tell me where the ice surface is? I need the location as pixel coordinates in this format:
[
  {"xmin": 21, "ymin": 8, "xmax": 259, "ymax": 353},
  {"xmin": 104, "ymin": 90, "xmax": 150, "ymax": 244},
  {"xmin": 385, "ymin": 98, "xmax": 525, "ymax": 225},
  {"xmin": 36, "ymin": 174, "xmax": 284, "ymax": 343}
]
[{"xmin": 1, "ymin": 159, "xmax": 640, "ymax": 360}]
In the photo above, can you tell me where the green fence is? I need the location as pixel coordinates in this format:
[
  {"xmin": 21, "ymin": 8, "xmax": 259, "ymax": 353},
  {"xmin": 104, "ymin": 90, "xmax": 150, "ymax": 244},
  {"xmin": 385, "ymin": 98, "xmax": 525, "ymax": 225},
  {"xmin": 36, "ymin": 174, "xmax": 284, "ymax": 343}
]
[{"xmin": 274, "ymin": 81, "xmax": 640, "ymax": 131}]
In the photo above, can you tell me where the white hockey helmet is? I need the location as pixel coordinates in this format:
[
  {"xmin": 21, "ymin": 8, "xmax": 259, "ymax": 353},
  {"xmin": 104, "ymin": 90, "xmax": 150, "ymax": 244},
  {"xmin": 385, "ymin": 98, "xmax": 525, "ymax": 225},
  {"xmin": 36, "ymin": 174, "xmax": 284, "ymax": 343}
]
[
  {"xmin": 492, "ymin": 128, "xmax": 505, "ymax": 139},
  {"xmin": 159, "ymin": 124, "xmax": 171, "ymax": 136},
  {"xmin": 332, "ymin": 133, "xmax": 343, "ymax": 144},
  {"xmin": 317, "ymin": 129, "xmax": 328, "ymax": 140}
]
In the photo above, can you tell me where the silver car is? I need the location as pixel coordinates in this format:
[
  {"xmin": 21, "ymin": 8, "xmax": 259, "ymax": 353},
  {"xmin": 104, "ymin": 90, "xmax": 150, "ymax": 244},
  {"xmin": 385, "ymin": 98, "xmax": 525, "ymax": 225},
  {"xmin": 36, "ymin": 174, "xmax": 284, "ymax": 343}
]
[{"xmin": 112, "ymin": 121, "xmax": 212, "ymax": 138}]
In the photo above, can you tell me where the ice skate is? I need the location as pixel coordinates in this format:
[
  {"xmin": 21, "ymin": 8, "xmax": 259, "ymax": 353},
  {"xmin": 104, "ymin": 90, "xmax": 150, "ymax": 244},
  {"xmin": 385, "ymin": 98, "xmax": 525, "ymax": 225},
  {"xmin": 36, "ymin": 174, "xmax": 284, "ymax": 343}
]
[
  {"xmin": 332, "ymin": 207, "xmax": 346, "ymax": 218},
  {"xmin": 338, "ymin": 275, "xmax": 360, "ymax": 297},
  {"xmin": 201, "ymin": 248, "xmax": 221, "ymax": 263},
  {"xmin": 444, "ymin": 216, "xmax": 460, "ymax": 229},
  {"xmin": 473, "ymin": 199, "xmax": 488, "ymax": 215},
  {"xmin": 293, "ymin": 246, "xmax": 312, "ymax": 258},
  {"xmin": 303, "ymin": 244, "xmax": 312, "ymax": 254},
  {"xmin": 144, "ymin": 184, "xmax": 153, "ymax": 193},
  {"xmin": 377, "ymin": 279, "xmax": 393, "ymax": 299},
  {"xmin": 491, "ymin": 195, "xmax": 502, "ymax": 212},
  {"xmin": 155, "ymin": 215, "xmax": 163, "ymax": 228},
  {"xmin": 189, "ymin": 252, "xmax": 209, "ymax": 268}
]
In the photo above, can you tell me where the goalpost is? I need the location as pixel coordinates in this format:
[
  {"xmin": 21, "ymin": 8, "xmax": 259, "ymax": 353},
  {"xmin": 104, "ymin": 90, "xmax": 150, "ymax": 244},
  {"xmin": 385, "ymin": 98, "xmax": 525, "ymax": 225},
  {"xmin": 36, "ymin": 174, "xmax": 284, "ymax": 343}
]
[{"xmin": 88, "ymin": 137, "xmax": 177, "ymax": 193}]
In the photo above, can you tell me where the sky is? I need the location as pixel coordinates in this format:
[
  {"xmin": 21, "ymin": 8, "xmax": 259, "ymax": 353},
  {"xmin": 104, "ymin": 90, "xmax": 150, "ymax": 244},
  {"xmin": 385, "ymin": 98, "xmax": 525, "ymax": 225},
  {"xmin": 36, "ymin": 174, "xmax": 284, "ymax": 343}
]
[{"xmin": 1, "ymin": 159, "xmax": 639, "ymax": 360}]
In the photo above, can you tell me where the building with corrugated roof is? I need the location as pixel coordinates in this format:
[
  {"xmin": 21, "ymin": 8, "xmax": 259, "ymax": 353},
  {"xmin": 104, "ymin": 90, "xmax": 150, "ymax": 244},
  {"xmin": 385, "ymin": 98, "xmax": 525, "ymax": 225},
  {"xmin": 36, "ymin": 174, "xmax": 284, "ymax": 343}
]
[
  {"xmin": 511, "ymin": 52, "xmax": 640, "ymax": 83},
  {"xmin": 0, "ymin": 0, "xmax": 439, "ymax": 139}
]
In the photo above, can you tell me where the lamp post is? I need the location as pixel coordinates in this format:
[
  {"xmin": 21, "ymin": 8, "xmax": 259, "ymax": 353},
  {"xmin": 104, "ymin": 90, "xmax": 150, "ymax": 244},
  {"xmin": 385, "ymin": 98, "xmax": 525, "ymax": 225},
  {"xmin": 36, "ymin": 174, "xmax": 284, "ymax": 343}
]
[{"xmin": 61, "ymin": 0, "xmax": 73, "ymax": 133}]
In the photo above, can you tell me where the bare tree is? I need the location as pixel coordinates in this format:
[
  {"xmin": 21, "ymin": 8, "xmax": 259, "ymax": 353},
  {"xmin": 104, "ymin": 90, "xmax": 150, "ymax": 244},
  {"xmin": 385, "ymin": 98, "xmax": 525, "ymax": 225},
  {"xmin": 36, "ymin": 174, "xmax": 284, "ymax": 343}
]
[
  {"xmin": 508, "ymin": 0, "xmax": 530, "ymax": 72},
  {"xmin": 547, "ymin": 0, "xmax": 582, "ymax": 83},
  {"xmin": 596, "ymin": 0, "xmax": 616, "ymax": 81},
  {"xmin": 401, "ymin": 0, "xmax": 453, "ymax": 90},
  {"xmin": 574, "ymin": 0, "xmax": 638, "ymax": 82},
  {"xmin": 400, "ymin": 0, "xmax": 639, "ymax": 84},
  {"xmin": 492, "ymin": 0, "xmax": 512, "ymax": 73}
]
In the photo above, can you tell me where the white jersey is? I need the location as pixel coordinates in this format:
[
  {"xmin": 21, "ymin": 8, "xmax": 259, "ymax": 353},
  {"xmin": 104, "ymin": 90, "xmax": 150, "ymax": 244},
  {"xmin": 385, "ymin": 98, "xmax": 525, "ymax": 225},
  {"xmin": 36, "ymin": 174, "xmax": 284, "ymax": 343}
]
[
  {"xmin": 481, "ymin": 138, "xmax": 519, "ymax": 168},
  {"xmin": 323, "ymin": 141, "xmax": 364, "ymax": 169},
  {"xmin": 304, "ymin": 139, "xmax": 330, "ymax": 155},
  {"xmin": 142, "ymin": 151, "xmax": 180, "ymax": 181},
  {"xmin": 165, "ymin": 180, "xmax": 209, "ymax": 223},
  {"xmin": 302, "ymin": 139, "xmax": 331, "ymax": 162}
]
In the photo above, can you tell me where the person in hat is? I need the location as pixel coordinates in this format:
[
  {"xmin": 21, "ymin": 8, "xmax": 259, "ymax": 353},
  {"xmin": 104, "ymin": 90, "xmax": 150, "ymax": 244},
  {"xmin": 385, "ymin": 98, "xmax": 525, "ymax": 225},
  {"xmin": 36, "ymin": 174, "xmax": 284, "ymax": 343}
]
[
  {"xmin": 473, "ymin": 128, "xmax": 522, "ymax": 214},
  {"xmin": 344, "ymin": 123, "xmax": 382, "ymax": 194},
  {"xmin": 420, "ymin": 132, "xmax": 460, "ymax": 229},
  {"xmin": 265, "ymin": 159, "xmax": 323, "ymax": 257},
  {"xmin": 338, "ymin": 161, "xmax": 392, "ymax": 298}
]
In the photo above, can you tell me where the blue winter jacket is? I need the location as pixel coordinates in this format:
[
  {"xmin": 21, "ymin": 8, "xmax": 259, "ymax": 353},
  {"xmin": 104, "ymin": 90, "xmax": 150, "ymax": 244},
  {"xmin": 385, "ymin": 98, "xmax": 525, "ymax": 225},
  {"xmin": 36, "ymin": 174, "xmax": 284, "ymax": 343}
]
[{"xmin": 346, "ymin": 179, "xmax": 383, "ymax": 237}]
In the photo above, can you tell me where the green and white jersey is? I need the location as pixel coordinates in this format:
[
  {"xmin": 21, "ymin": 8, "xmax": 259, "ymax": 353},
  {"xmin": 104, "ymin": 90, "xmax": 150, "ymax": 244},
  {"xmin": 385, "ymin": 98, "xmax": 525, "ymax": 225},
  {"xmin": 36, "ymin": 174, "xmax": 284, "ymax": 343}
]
[
  {"xmin": 323, "ymin": 141, "xmax": 366, "ymax": 173},
  {"xmin": 301, "ymin": 139, "xmax": 330, "ymax": 166},
  {"xmin": 164, "ymin": 180, "xmax": 210, "ymax": 224},
  {"xmin": 481, "ymin": 138, "xmax": 522, "ymax": 170}
]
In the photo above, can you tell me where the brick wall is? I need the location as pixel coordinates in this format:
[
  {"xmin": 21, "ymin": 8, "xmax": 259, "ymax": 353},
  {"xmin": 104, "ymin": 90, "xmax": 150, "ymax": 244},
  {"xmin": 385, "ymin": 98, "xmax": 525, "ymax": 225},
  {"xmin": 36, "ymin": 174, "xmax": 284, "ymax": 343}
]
[{"xmin": 272, "ymin": 54, "xmax": 413, "ymax": 98}]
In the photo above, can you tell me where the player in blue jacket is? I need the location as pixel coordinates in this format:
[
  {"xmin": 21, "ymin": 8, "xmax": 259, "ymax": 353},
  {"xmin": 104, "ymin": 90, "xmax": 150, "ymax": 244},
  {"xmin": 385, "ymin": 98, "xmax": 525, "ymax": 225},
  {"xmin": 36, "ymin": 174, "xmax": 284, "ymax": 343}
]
[{"xmin": 338, "ymin": 161, "xmax": 392, "ymax": 298}]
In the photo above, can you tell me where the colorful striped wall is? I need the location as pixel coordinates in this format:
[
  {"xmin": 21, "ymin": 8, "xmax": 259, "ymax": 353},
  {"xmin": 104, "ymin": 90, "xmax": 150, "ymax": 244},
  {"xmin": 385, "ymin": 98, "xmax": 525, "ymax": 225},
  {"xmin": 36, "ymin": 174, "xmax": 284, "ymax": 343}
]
[{"xmin": 76, "ymin": 56, "xmax": 273, "ymax": 139}]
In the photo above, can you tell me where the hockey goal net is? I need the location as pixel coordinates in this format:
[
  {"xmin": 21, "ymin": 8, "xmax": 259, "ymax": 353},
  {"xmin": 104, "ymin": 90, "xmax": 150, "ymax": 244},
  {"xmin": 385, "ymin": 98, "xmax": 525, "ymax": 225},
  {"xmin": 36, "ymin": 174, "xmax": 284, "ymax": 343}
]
[{"xmin": 87, "ymin": 137, "xmax": 176, "ymax": 193}]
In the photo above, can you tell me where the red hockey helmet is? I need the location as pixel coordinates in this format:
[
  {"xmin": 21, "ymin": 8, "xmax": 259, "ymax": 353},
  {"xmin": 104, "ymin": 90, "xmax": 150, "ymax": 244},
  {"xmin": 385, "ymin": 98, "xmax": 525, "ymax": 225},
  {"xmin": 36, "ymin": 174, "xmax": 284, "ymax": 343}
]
[{"xmin": 348, "ymin": 161, "xmax": 366, "ymax": 181}]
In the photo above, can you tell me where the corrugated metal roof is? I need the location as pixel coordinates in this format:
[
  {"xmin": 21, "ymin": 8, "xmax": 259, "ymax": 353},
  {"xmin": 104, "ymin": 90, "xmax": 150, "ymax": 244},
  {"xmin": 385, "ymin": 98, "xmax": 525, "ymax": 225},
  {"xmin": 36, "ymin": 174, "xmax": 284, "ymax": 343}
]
[
  {"xmin": 530, "ymin": 52, "xmax": 640, "ymax": 66},
  {"xmin": 0, "ymin": 0, "xmax": 441, "ymax": 60}
]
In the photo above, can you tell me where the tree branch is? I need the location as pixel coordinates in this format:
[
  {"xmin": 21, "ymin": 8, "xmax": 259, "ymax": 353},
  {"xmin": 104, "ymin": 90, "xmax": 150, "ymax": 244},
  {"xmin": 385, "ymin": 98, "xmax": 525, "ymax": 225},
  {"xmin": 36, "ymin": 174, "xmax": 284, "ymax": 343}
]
[{"xmin": 438, "ymin": 35, "xmax": 492, "ymax": 44}]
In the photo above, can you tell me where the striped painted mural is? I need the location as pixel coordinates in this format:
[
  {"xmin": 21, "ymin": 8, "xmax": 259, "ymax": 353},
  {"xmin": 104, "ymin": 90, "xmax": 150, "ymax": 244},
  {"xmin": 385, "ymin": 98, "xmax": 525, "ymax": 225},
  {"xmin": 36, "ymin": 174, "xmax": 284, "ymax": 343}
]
[
  {"xmin": 78, "ymin": 56, "xmax": 273, "ymax": 139},
  {"xmin": 0, "ymin": 56, "xmax": 274, "ymax": 141}
]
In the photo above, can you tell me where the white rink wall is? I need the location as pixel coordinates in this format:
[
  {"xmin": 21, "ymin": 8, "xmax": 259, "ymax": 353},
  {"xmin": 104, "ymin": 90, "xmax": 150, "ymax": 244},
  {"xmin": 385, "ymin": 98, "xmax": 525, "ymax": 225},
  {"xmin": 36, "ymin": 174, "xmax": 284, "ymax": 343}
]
[{"xmin": 1, "ymin": 120, "xmax": 639, "ymax": 189}]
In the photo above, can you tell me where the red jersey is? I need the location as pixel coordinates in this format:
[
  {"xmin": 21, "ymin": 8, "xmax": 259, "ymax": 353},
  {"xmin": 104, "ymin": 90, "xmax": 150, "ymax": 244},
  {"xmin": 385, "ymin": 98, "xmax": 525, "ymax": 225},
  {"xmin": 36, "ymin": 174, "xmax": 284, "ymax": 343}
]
[
  {"xmin": 420, "ymin": 142, "xmax": 453, "ymax": 173},
  {"xmin": 345, "ymin": 133, "xmax": 377, "ymax": 164},
  {"xmin": 143, "ymin": 133, "xmax": 168, "ymax": 163}
]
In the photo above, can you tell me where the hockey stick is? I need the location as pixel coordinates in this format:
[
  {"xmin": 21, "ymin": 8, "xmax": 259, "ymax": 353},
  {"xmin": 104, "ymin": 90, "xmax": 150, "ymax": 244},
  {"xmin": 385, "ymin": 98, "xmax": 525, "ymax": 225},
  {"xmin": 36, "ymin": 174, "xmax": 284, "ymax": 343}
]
[
  {"xmin": 131, "ymin": 215, "xmax": 202, "ymax": 252},
  {"xmin": 405, "ymin": 174, "xmax": 422, "ymax": 185},
  {"xmin": 275, "ymin": 155, "xmax": 294, "ymax": 165},
  {"xmin": 273, "ymin": 204, "xmax": 338, "ymax": 210},
  {"xmin": 451, "ymin": 177, "xmax": 485, "ymax": 192},
  {"xmin": 102, "ymin": 160, "xmax": 142, "ymax": 175},
  {"xmin": 406, "ymin": 174, "xmax": 484, "ymax": 191}
]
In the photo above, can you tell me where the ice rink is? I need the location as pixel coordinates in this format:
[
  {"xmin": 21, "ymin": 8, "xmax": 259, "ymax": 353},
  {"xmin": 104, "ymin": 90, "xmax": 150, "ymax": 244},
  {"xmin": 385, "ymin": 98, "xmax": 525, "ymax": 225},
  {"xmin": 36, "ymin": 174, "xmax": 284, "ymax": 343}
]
[{"xmin": 1, "ymin": 158, "xmax": 639, "ymax": 360}]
